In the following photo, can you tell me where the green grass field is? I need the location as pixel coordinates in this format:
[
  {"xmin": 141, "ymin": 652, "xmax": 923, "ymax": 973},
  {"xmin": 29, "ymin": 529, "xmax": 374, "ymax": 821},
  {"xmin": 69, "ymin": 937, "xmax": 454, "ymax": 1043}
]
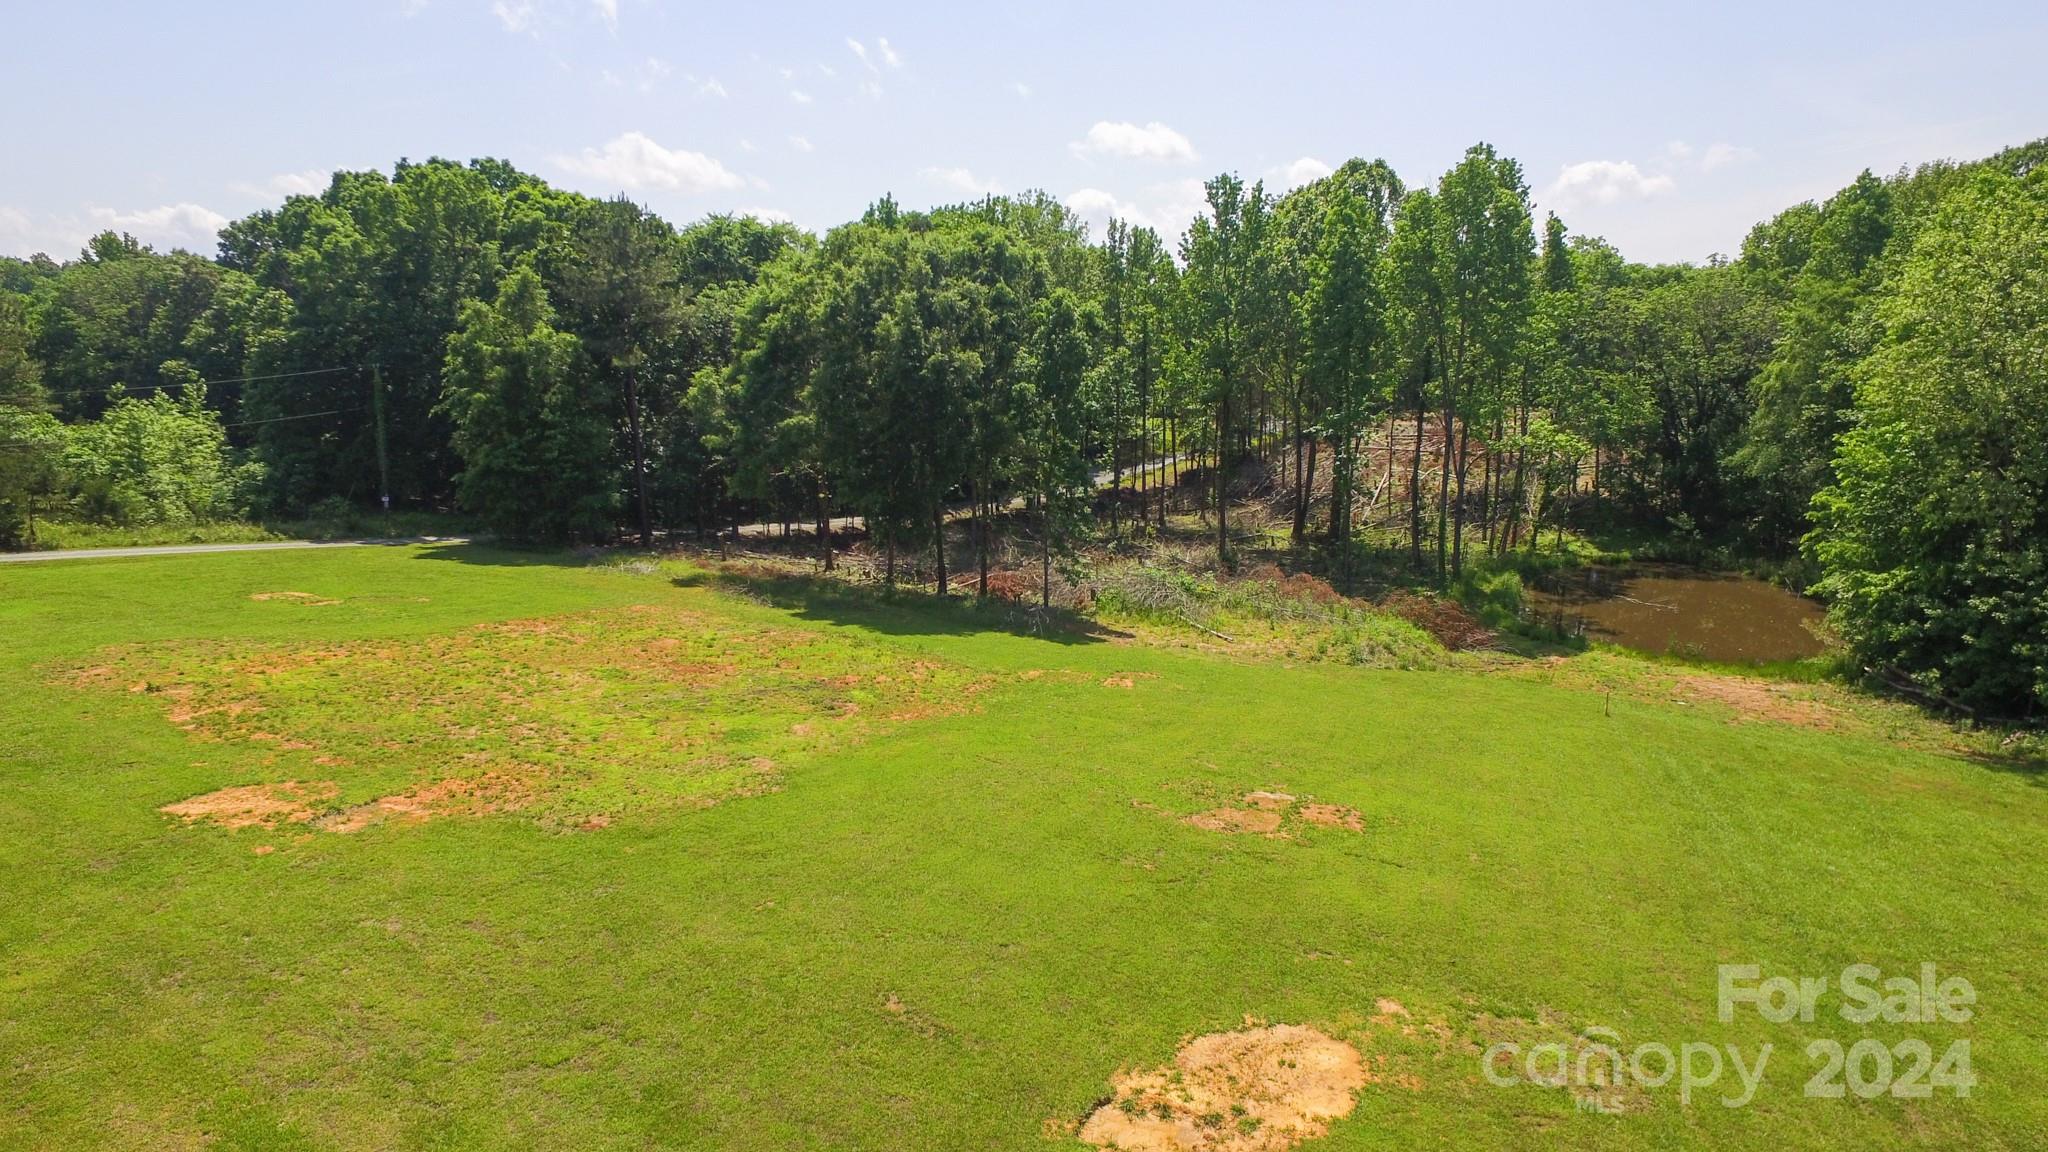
[{"xmin": 2, "ymin": 543, "xmax": 2043, "ymax": 1150}]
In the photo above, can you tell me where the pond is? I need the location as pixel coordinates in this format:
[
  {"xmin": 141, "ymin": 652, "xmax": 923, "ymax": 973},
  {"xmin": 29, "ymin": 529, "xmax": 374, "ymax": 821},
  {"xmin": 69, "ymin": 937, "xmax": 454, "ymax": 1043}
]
[{"xmin": 1524, "ymin": 564, "xmax": 1825, "ymax": 665}]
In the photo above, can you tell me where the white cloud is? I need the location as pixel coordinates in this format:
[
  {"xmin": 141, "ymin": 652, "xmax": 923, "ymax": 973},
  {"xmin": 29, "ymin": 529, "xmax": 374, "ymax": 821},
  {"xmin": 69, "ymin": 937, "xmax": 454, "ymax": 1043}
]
[
  {"xmin": 1011, "ymin": 81, "xmax": 1031, "ymax": 99},
  {"xmin": 1064, "ymin": 178, "xmax": 1210, "ymax": 245},
  {"xmin": 551, "ymin": 132, "xmax": 744, "ymax": 193},
  {"xmin": 589, "ymin": 0, "xmax": 616, "ymax": 31},
  {"xmin": 1665, "ymin": 139, "xmax": 1758, "ymax": 174},
  {"xmin": 1268, "ymin": 156, "xmax": 1333, "ymax": 191},
  {"xmin": 788, "ymin": 135, "xmax": 813, "ymax": 153},
  {"xmin": 920, "ymin": 166, "xmax": 1003, "ymax": 197},
  {"xmin": 789, "ymin": 89, "xmax": 812, "ymax": 105},
  {"xmin": 847, "ymin": 37, "xmax": 901, "ymax": 74},
  {"xmin": 738, "ymin": 138, "xmax": 757, "ymax": 152},
  {"xmin": 1700, "ymin": 142, "xmax": 1758, "ymax": 172},
  {"xmin": 818, "ymin": 63, "xmax": 837, "ymax": 78},
  {"xmin": 401, "ymin": 0, "xmax": 429, "ymax": 15},
  {"xmin": 230, "ymin": 169, "xmax": 330, "ymax": 200},
  {"xmin": 1070, "ymin": 120, "xmax": 1198, "ymax": 164},
  {"xmin": 491, "ymin": 0, "xmax": 536, "ymax": 34},
  {"xmin": 87, "ymin": 204, "xmax": 229, "ymax": 250},
  {"xmin": 1547, "ymin": 160, "xmax": 1676, "ymax": 208},
  {"xmin": 692, "ymin": 75, "xmax": 727, "ymax": 99},
  {"xmin": 857, "ymin": 80, "xmax": 883, "ymax": 100},
  {"xmin": 0, "ymin": 202, "xmax": 230, "ymax": 259}
]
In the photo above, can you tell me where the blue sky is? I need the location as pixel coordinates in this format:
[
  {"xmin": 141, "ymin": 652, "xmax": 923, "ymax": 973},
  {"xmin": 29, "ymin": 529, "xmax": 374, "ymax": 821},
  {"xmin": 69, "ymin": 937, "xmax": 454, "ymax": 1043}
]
[{"xmin": 5, "ymin": 1, "xmax": 2043, "ymax": 264}]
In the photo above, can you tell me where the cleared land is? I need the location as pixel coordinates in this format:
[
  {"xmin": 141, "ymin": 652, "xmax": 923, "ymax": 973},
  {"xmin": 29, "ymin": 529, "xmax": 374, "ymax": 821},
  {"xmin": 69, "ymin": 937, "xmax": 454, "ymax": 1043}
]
[{"xmin": 0, "ymin": 543, "xmax": 2042, "ymax": 1150}]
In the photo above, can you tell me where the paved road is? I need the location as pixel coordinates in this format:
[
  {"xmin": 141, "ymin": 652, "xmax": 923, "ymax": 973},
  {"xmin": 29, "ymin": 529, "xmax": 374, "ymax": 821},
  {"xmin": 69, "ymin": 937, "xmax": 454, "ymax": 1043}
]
[{"xmin": 0, "ymin": 537, "xmax": 467, "ymax": 564}]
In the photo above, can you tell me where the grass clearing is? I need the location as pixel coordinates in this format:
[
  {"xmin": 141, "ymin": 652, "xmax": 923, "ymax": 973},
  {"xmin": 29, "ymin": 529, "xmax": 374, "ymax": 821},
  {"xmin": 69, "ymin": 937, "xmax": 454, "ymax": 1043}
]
[{"xmin": 1, "ymin": 543, "xmax": 2043, "ymax": 1149}]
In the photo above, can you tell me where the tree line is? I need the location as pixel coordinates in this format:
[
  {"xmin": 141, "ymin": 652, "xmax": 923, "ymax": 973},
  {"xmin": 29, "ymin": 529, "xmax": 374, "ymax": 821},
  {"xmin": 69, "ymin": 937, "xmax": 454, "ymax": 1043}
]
[{"xmin": 2, "ymin": 141, "xmax": 2043, "ymax": 715}]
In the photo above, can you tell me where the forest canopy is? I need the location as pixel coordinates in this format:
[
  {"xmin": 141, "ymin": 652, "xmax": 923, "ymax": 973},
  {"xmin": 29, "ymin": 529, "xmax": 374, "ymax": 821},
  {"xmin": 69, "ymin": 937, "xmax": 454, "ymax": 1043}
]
[{"xmin": 2, "ymin": 140, "xmax": 2044, "ymax": 716}]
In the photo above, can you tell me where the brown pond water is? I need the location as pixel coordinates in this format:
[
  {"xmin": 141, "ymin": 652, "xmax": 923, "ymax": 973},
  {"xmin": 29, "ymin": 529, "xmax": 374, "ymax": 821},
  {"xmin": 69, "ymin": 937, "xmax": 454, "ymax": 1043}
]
[{"xmin": 1526, "ymin": 564, "xmax": 1825, "ymax": 664}]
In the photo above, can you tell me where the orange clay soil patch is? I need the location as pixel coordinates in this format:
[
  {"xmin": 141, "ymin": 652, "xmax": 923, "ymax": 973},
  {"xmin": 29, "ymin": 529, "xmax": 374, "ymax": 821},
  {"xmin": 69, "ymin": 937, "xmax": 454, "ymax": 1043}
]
[
  {"xmin": 1079, "ymin": 1024, "xmax": 1368, "ymax": 1152},
  {"xmin": 1186, "ymin": 807, "xmax": 1284, "ymax": 835},
  {"xmin": 1297, "ymin": 804, "xmax": 1364, "ymax": 832},
  {"xmin": 1184, "ymin": 792, "xmax": 1364, "ymax": 837},
  {"xmin": 160, "ymin": 781, "xmax": 339, "ymax": 830},
  {"xmin": 1674, "ymin": 674, "xmax": 1836, "ymax": 730},
  {"xmin": 321, "ymin": 772, "xmax": 537, "ymax": 833},
  {"xmin": 80, "ymin": 602, "xmax": 995, "ymax": 832}
]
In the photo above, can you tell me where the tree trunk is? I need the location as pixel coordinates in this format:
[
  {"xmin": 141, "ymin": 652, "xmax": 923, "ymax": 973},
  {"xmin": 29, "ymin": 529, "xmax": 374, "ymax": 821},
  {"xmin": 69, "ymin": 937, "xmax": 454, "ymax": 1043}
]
[
  {"xmin": 1291, "ymin": 391, "xmax": 1308, "ymax": 542},
  {"xmin": 1215, "ymin": 392, "xmax": 1231, "ymax": 565},
  {"xmin": 624, "ymin": 366, "xmax": 653, "ymax": 547},
  {"xmin": 1452, "ymin": 420, "xmax": 1471, "ymax": 579},
  {"xmin": 815, "ymin": 485, "xmax": 834, "ymax": 573},
  {"xmin": 1508, "ymin": 403, "xmax": 1531, "ymax": 551},
  {"xmin": 1110, "ymin": 379, "xmax": 1123, "ymax": 538},
  {"xmin": 1041, "ymin": 496, "xmax": 1053, "ymax": 610},
  {"xmin": 932, "ymin": 506, "xmax": 947, "ymax": 596},
  {"xmin": 973, "ymin": 484, "xmax": 988, "ymax": 599},
  {"xmin": 1164, "ymin": 410, "xmax": 1176, "ymax": 529},
  {"xmin": 1409, "ymin": 371, "xmax": 1425, "ymax": 570},
  {"xmin": 1436, "ymin": 389, "xmax": 1453, "ymax": 586}
]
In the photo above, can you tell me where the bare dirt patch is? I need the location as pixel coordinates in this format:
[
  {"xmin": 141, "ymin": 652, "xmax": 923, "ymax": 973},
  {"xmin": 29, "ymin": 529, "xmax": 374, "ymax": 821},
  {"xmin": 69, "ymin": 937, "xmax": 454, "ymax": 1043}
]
[
  {"xmin": 1674, "ymin": 675, "xmax": 1836, "ymax": 730},
  {"xmin": 249, "ymin": 591, "xmax": 342, "ymax": 606},
  {"xmin": 1186, "ymin": 808, "xmax": 1284, "ymax": 835},
  {"xmin": 1181, "ymin": 792, "xmax": 1364, "ymax": 837},
  {"xmin": 321, "ymin": 772, "xmax": 537, "ymax": 833},
  {"xmin": 1078, "ymin": 1023, "xmax": 1367, "ymax": 1152},
  {"xmin": 161, "ymin": 781, "xmax": 339, "ymax": 829},
  {"xmin": 1297, "ymin": 804, "xmax": 1364, "ymax": 832},
  {"xmin": 79, "ymin": 602, "xmax": 992, "ymax": 833}
]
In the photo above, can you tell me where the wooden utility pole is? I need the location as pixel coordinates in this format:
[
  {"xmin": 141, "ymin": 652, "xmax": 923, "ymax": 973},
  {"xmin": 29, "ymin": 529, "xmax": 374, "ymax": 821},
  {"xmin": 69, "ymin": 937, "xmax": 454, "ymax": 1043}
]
[{"xmin": 371, "ymin": 364, "xmax": 391, "ymax": 528}]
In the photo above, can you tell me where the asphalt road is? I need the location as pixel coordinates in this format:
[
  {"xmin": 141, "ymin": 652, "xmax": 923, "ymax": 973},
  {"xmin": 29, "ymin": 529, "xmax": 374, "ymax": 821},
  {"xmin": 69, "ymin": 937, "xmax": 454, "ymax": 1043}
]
[{"xmin": 0, "ymin": 537, "xmax": 467, "ymax": 564}]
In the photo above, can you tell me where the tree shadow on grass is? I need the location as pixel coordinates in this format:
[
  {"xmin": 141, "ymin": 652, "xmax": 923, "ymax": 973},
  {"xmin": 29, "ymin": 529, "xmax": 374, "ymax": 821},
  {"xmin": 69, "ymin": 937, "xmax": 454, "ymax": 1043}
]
[
  {"xmin": 407, "ymin": 541, "xmax": 595, "ymax": 568},
  {"xmin": 1955, "ymin": 746, "xmax": 2048, "ymax": 788},
  {"xmin": 674, "ymin": 568, "xmax": 1126, "ymax": 646}
]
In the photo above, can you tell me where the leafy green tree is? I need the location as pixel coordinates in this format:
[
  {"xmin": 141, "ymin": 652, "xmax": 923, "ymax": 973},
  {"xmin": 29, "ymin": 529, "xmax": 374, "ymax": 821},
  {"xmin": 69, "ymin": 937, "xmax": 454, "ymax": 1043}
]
[
  {"xmin": 1738, "ymin": 171, "xmax": 1896, "ymax": 555},
  {"xmin": 0, "ymin": 409, "xmax": 66, "ymax": 546},
  {"xmin": 1433, "ymin": 144, "xmax": 1534, "ymax": 575},
  {"xmin": 439, "ymin": 262, "xmax": 612, "ymax": 543},
  {"xmin": 554, "ymin": 196, "xmax": 685, "ymax": 546},
  {"xmin": 1022, "ymin": 288, "xmax": 1096, "ymax": 605},
  {"xmin": 1302, "ymin": 181, "xmax": 1389, "ymax": 553},
  {"xmin": 1180, "ymin": 173, "xmax": 1270, "ymax": 564},
  {"xmin": 1623, "ymin": 262, "xmax": 1778, "ymax": 534},
  {"xmin": 1382, "ymin": 189, "xmax": 1447, "ymax": 573},
  {"xmin": 1121, "ymin": 225, "xmax": 1177, "ymax": 531},
  {"xmin": 27, "ymin": 235, "xmax": 226, "ymax": 419},
  {"xmin": 63, "ymin": 372, "xmax": 255, "ymax": 525},
  {"xmin": 0, "ymin": 292, "xmax": 43, "ymax": 407},
  {"xmin": 1811, "ymin": 169, "xmax": 2048, "ymax": 716}
]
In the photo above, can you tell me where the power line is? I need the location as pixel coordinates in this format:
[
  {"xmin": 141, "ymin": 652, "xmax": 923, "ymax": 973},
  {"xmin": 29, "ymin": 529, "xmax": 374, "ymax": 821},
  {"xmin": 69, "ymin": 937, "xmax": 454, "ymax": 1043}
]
[
  {"xmin": 0, "ymin": 407, "xmax": 352, "ymax": 450},
  {"xmin": 223, "ymin": 408, "xmax": 347, "ymax": 429},
  {"xmin": 30, "ymin": 366, "xmax": 356, "ymax": 402}
]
